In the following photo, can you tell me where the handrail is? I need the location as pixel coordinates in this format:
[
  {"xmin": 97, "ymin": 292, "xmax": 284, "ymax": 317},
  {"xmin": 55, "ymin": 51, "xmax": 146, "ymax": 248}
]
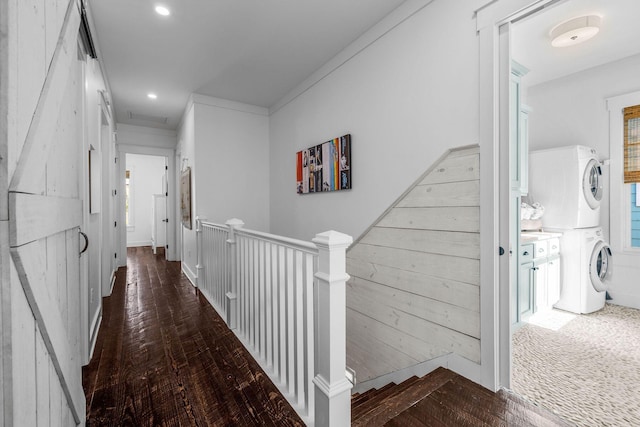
[
  {"xmin": 196, "ymin": 218, "xmax": 353, "ymax": 426},
  {"xmin": 235, "ymin": 227, "xmax": 318, "ymax": 254},
  {"xmin": 201, "ymin": 219, "xmax": 317, "ymax": 253}
]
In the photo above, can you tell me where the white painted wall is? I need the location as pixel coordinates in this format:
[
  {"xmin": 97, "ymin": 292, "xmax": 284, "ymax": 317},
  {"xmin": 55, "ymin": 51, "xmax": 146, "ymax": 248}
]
[
  {"xmin": 194, "ymin": 97, "xmax": 270, "ymax": 229},
  {"xmin": 525, "ymin": 53, "xmax": 640, "ymax": 308},
  {"xmin": 177, "ymin": 104, "xmax": 196, "ymax": 281},
  {"xmin": 268, "ymin": 0, "xmax": 479, "ymax": 241},
  {"xmin": 117, "ymin": 123, "xmax": 177, "ymax": 149},
  {"xmin": 83, "ymin": 56, "xmax": 113, "ymax": 358},
  {"xmin": 177, "ymin": 95, "xmax": 270, "ymax": 284},
  {"xmin": 125, "ymin": 154, "xmax": 166, "ymax": 247}
]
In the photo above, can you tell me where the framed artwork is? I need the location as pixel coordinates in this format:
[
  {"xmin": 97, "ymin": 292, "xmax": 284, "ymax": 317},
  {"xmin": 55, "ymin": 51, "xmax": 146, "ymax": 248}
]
[
  {"xmin": 296, "ymin": 134, "xmax": 351, "ymax": 194},
  {"xmin": 180, "ymin": 167, "xmax": 192, "ymax": 229}
]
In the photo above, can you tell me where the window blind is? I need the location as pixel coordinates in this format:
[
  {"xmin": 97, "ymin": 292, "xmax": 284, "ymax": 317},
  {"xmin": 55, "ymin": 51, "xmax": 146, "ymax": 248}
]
[{"xmin": 624, "ymin": 105, "xmax": 640, "ymax": 183}]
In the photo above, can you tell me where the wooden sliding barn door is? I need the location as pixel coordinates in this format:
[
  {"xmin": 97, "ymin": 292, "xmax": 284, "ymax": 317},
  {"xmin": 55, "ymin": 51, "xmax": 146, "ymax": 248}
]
[{"xmin": 4, "ymin": 0, "xmax": 85, "ymax": 424}]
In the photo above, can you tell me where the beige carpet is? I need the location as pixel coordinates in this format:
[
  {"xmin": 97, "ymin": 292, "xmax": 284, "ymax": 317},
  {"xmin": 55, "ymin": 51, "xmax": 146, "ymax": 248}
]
[{"xmin": 513, "ymin": 303, "xmax": 640, "ymax": 427}]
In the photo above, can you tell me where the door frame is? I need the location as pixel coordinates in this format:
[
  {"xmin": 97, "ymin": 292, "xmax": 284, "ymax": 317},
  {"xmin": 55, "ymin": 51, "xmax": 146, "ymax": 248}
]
[
  {"xmin": 117, "ymin": 144, "xmax": 177, "ymax": 263},
  {"xmin": 476, "ymin": 0, "xmax": 562, "ymax": 390}
]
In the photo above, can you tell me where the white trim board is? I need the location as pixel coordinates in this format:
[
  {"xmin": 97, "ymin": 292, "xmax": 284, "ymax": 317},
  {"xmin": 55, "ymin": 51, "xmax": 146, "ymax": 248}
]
[{"xmin": 475, "ymin": 0, "xmax": 562, "ymax": 392}]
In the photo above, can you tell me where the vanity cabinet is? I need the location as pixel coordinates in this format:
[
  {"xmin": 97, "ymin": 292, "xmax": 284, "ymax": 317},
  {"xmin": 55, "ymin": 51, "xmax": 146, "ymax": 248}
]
[
  {"xmin": 517, "ymin": 235, "xmax": 561, "ymax": 324},
  {"xmin": 518, "ymin": 244, "xmax": 535, "ymax": 323}
]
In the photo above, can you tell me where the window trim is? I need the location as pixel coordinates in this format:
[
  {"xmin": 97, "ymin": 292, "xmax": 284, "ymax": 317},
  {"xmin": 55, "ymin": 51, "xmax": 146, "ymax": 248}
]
[
  {"xmin": 607, "ymin": 91, "xmax": 640, "ymax": 254},
  {"xmin": 125, "ymin": 166, "xmax": 135, "ymax": 231}
]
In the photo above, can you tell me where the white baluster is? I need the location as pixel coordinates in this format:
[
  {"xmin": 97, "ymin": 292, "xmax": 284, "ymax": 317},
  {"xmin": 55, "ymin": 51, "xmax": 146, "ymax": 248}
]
[
  {"xmin": 312, "ymin": 230, "xmax": 353, "ymax": 427},
  {"xmin": 225, "ymin": 218, "xmax": 244, "ymax": 330},
  {"xmin": 195, "ymin": 217, "xmax": 205, "ymax": 292}
]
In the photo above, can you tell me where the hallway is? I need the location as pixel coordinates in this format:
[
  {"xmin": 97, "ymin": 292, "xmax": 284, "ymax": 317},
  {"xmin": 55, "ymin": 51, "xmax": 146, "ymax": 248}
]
[{"xmin": 82, "ymin": 247, "xmax": 303, "ymax": 426}]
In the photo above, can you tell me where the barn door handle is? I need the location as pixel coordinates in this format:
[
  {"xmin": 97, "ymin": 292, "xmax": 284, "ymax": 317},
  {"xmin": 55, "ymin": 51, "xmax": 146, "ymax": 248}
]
[{"xmin": 79, "ymin": 231, "xmax": 89, "ymax": 255}]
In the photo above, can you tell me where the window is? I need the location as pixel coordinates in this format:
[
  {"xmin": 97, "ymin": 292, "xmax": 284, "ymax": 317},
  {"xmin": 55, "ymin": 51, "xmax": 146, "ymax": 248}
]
[
  {"xmin": 625, "ymin": 105, "xmax": 640, "ymax": 248},
  {"xmin": 624, "ymin": 105, "xmax": 640, "ymax": 183},
  {"xmin": 607, "ymin": 92, "xmax": 640, "ymax": 253},
  {"xmin": 632, "ymin": 184, "xmax": 640, "ymax": 248},
  {"xmin": 125, "ymin": 169, "xmax": 133, "ymax": 228}
]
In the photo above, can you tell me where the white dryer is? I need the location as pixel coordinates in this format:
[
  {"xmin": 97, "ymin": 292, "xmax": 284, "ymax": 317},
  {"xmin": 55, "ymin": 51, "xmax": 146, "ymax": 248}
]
[
  {"xmin": 529, "ymin": 145, "xmax": 603, "ymax": 229},
  {"xmin": 554, "ymin": 227, "xmax": 611, "ymax": 314}
]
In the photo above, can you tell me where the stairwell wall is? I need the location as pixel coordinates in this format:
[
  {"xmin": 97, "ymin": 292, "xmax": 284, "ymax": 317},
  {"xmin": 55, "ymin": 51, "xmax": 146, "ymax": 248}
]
[{"xmin": 268, "ymin": 0, "xmax": 481, "ymax": 241}]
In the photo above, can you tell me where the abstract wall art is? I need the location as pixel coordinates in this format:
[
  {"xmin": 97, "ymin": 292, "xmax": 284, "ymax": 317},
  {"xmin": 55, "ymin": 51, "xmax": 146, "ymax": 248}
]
[{"xmin": 296, "ymin": 134, "xmax": 351, "ymax": 194}]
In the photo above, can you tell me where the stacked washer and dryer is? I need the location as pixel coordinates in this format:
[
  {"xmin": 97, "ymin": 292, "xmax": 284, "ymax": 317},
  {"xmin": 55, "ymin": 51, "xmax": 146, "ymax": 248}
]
[{"xmin": 529, "ymin": 145, "xmax": 612, "ymax": 314}]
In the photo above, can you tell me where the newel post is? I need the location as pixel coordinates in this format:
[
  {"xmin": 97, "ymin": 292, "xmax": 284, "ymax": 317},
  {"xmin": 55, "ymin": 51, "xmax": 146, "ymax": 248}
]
[
  {"xmin": 195, "ymin": 216, "xmax": 205, "ymax": 291},
  {"xmin": 225, "ymin": 218, "xmax": 244, "ymax": 330},
  {"xmin": 312, "ymin": 230, "xmax": 353, "ymax": 427}
]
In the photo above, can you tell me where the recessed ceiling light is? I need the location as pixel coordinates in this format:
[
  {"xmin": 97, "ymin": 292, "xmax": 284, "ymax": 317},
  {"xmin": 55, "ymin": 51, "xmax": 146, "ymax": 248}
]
[
  {"xmin": 147, "ymin": 93, "xmax": 158, "ymax": 100},
  {"xmin": 155, "ymin": 5, "xmax": 170, "ymax": 16},
  {"xmin": 550, "ymin": 15, "xmax": 601, "ymax": 48}
]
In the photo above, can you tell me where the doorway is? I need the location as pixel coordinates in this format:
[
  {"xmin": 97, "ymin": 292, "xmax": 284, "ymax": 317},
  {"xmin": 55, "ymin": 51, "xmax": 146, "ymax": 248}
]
[
  {"xmin": 507, "ymin": 0, "xmax": 640, "ymax": 425},
  {"xmin": 124, "ymin": 153, "xmax": 168, "ymax": 257}
]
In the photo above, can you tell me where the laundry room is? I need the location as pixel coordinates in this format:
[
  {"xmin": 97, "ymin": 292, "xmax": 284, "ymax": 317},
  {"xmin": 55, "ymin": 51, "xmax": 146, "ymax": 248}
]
[{"xmin": 508, "ymin": 0, "xmax": 640, "ymax": 425}]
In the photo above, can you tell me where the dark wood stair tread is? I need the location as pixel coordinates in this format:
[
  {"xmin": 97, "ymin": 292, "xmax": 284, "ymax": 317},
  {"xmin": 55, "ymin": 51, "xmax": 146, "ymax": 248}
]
[
  {"xmin": 352, "ymin": 367, "xmax": 453, "ymax": 426},
  {"xmin": 352, "ymin": 367, "xmax": 571, "ymax": 427}
]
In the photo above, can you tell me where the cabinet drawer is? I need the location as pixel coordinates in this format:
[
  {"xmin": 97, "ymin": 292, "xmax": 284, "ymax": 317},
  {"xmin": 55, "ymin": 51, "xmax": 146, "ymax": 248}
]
[
  {"xmin": 533, "ymin": 240, "xmax": 548, "ymax": 259},
  {"xmin": 548, "ymin": 238, "xmax": 560, "ymax": 255},
  {"xmin": 521, "ymin": 244, "xmax": 534, "ymax": 263}
]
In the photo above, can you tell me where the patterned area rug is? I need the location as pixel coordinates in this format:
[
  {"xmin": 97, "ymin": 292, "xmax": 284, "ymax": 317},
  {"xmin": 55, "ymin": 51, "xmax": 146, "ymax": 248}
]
[{"xmin": 513, "ymin": 304, "xmax": 640, "ymax": 427}]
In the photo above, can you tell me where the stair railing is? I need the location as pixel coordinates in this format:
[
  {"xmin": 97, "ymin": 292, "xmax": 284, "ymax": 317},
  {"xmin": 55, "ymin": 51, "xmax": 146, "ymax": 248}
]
[{"xmin": 197, "ymin": 217, "xmax": 353, "ymax": 426}]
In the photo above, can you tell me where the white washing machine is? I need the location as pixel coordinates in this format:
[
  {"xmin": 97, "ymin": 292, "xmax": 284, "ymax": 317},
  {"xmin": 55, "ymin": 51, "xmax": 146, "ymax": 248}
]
[
  {"xmin": 554, "ymin": 227, "xmax": 611, "ymax": 314},
  {"xmin": 529, "ymin": 145, "xmax": 603, "ymax": 229}
]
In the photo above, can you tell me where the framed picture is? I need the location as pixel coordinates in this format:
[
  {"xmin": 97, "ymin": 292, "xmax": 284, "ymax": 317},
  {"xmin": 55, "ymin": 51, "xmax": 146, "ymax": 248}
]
[
  {"xmin": 180, "ymin": 167, "xmax": 192, "ymax": 229},
  {"xmin": 296, "ymin": 134, "xmax": 351, "ymax": 194}
]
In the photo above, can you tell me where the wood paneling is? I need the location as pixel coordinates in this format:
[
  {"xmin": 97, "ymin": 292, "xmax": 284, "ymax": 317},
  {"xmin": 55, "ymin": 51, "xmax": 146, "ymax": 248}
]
[
  {"xmin": 9, "ymin": 193, "xmax": 82, "ymax": 246},
  {"xmin": 84, "ymin": 247, "xmax": 304, "ymax": 426},
  {"xmin": 4, "ymin": 0, "xmax": 85, "ymax": 424},
  {"xmin": 11, "ymin": 0, "xmax": 79, "ymax": 195},
  {"xmin": 349, "ymin": 244, "xmax": 479, "ymax": 285},
  {"xmin": 348, "ymin": 277, "xmax": 480, "ymax": 338},
  {"xmin": 359, "ymin": 227, "xmax": 480, "ymax": 259},
  {"xmin": 398, "ymin": 180, "xmax": 480, "ymax": 208},
  {"xmin": 346, "ymin": 146, "xmax": 481, "ymax": 382},
  {"xmin": 377, "ymin": 207, "xmax": 479, "ymax": 233},
  {"xmin": 347, "ymin": 257, "xmax": 479, "ymax": 312}
]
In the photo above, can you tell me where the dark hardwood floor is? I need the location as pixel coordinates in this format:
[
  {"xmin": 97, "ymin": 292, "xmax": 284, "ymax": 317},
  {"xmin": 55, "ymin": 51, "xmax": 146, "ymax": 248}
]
[
  {"xmin": 352, "ymin": 368, "xmax": 573, "ymax": 427},
  {"xmin": 83, "ymin": 246, "xmax": 304, "ymax": 426},
  {"xmin": 84, "ymin": 246, "xmax": 572, "ymax": 427}
]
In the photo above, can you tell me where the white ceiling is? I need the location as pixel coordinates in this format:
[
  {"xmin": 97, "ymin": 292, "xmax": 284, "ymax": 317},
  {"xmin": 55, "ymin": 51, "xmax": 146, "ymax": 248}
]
[
  {"xmin": 512, "ymin": 0, "xmax": 640, "ymax": 88},
  {"xmin": 87, "ymin": 0, "xmax": 407, "ymax": 130}
]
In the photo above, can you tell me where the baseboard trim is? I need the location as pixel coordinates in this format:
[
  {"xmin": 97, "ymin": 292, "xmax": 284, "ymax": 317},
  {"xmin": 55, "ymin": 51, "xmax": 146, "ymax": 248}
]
[
  {"xmin": 89, "ymin": 306, "xmax": 102, "ymax": 360},
  {"xmin": 182, "ymin": 263, "xmax": 197, "ymax": 287},
  {"xmin": 351, "ymin": 353, "xmax": 483, "ymax": 395}
]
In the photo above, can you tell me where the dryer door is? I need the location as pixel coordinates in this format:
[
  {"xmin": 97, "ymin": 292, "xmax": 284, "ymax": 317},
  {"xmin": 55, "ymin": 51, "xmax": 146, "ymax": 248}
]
[
  {"xmin": 590, "ymin": 241, "xmax": 611, "ymax": 292},
  {"xmin": 583, "ymin": 159, "xmax": 603, "ymax": 209}
]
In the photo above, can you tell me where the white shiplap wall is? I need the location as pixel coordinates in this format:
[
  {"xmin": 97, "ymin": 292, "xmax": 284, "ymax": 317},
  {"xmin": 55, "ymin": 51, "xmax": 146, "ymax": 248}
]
[{"xmin": 346, "ymin": 145, "xmax": 480, "ymax": 385}]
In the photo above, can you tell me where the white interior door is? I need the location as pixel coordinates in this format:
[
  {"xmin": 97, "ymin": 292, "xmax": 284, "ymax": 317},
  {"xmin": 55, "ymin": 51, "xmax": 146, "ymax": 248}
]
[{"xmin": 6, "ymin": 2, "xmax": 86, "ymax": 424}]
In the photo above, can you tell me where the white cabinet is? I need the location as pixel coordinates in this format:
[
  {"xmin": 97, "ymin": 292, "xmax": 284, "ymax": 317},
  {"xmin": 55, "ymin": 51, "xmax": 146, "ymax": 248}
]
[
  {"xmin": 511, "ymin": 61, "xmax": 530, "ymax": 196},
  {"xmin": 519, "ymin": 234, "xmax": 562, "ymax": 318},
  {"xmin": 546, "ymin": 255, "xmax": 561, "ymax": 307},
  {"xmin": 151, "ymin": 194, "xmax": 166, "ymax": 255}
]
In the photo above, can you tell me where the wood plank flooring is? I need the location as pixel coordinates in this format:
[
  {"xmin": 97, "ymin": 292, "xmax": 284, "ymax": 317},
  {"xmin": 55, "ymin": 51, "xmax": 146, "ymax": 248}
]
[
  {"xmin": 84, "ymin": 246, "xmax": 572, "ymax": 426},
  {"xmin": 352, "ymin": 367, "xmax": 573, "ymax": 427},
  {"xmin": 83, "ymin": 246, "xmax": 303, "ymax": 426}
]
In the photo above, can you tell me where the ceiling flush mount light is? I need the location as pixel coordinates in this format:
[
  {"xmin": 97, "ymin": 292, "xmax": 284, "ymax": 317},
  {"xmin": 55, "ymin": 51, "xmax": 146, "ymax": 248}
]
[
  {"xmin": 147, "ymin": 93, "xmax": 158, "ymax": 100},
  {"xmin": 155, "ymin": 5, "xmax": 170, "ymax": 16},
  {"xmin": 550, "ymin": 15, "xmax": 601, "ymax": 47}
]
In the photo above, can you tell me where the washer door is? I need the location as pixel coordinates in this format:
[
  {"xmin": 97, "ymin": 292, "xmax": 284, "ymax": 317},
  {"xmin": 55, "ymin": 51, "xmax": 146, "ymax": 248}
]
[
  {"xmin": 590, "ymin": 241, "xmax": 611, "ymax": 292},
  {"xmin": 583, "ymin": 159, "xmax": 603, "ymax": 209}
]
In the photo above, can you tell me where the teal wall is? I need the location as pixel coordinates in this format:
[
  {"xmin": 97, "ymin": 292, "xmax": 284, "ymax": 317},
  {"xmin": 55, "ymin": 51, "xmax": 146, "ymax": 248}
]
[{"xmin": 632, "ymin": 184, "xmax": 640, "ymax": 247}]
